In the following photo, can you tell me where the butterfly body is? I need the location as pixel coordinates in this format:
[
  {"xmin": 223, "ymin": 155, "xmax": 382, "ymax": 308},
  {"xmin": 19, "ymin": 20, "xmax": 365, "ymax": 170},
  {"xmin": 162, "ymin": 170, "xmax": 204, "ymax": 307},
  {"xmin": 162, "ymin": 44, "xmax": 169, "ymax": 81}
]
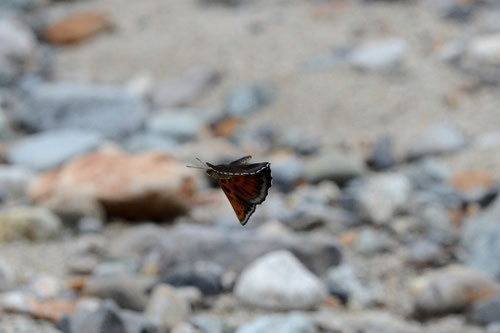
[{"xmin": 195, "ymin": 156, "xmax": 272, "ymax": 225}]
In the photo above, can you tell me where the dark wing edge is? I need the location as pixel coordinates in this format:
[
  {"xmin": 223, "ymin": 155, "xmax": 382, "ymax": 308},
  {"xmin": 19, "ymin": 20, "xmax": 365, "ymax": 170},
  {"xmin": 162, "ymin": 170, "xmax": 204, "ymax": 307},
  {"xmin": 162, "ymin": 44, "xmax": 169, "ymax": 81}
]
[{"xmin": 249, "ymin": 163, "xmax": 272, "ymax": 205}]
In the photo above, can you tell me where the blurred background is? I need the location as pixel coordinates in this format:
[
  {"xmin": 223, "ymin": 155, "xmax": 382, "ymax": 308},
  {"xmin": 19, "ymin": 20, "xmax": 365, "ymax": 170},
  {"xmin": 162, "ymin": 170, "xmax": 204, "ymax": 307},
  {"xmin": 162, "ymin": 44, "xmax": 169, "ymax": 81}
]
[{"xmin": 1, "ymin": 0, "xmax": 500, "ymax": 332}]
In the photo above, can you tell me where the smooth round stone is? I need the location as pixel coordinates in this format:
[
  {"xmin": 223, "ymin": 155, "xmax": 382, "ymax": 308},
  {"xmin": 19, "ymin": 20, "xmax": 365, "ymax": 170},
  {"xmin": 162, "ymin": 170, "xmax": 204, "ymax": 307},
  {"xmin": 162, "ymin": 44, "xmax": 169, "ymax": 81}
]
[
  {"xmin": 234, "ymin": 250, "xmax": 327, "ymax": 310},
  {"xmin": 235, "ymin": 313, "xmax": 317, "ymax": 333},
  {"xmin": 303, "ymin": 151, "xmax": 366, "ymax": 184}
]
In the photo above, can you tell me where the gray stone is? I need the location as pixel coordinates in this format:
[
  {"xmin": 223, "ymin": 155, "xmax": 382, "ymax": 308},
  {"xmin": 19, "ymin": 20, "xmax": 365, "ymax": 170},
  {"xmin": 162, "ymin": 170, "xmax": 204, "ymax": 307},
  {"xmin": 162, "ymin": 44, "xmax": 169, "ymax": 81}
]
[
  {"xmin": 408, "ymin": 240, "xmax": 448, "ymax": 268},
  {"xmin": 461, "ymin": 198, "xmax": 500, "ymax": 278},
  {"xmin": 161, "ymin": 261, "xmax": 225, "ymax": 295},
  {"xmin": 406, "ymin": 124, "xmax": 467, "ymax": 160},
  {"xmin": 13, "ymin": 82, "xmax": 148, "ymax": 139},
  {"xmin": 6, "ymin": 130, "xmax": 102, "ymax": 171},
  {"xmin": 191, "ymin": 314, "xmax": 224, "ymax": 333},
  {"xmin": 0, "ymin": 108, "xmax": 13, "ymax": 139},
  {"xmin": 234, "ymin": 250, "xmax": 327, "ymax": 310},
  {"xmin": 354, "ymin": 228, "xmax": 393, "ymax": 255},
  {"xmin": 326, "ymin": 263, "xmax": 384, "ymax": 308},
  {"xmin": 471, "ymin": 296, "xmax": 500, "ymax": 326},
  {"xmin": 120, "ymin": 309, "xmax": 161, "ymax": 333},
  {"xmin": 60, "ymin": 300, "xmax": 125, "ymax": 333},
  {"xmin": 0, "ymin": 18, "xmax": 37, "ymax": 84},
  {"xmin": 124, "ymin": 133, "xmax": 177, "ymax": 153},
  {"xmin": 410, "ymin": 265, "xmax": 500, "ymax": 317},
  {"xmin": 367, "ymin": 136, "xmax": 396, "ymax": 170},
  {"xmin": 0, "ymin": 165, "xmax": 35, "ymax": 202},
  {"xmin": 349, "ymin": 38, "xmax": 408, "ymax": 71},
  {"xmin": 467, "ymin": 33, "xmax": 500, "ymax": 67},
  {"xmin": 0, "ymin": 0, "xmax": 46, "ymax": 12},
  {"xmin": 147, "ymin": 112, "xmax": 203, "ymax": 142},
  {"xmin": 0, "ymin": 205, "xmax": 62, "ymax": 241},
  {"xmin": 405, "ymin": 158, "xmax": 452, "ymax": 189},
  {"xmin": 268, "ymin": 154, "xmax": 304, "ymax": 192},
  {"xmin": 235, "ymin": 313, "xmax": 317, "ymax": 333},
  {"xmin": 356, "ymin": 173, "xmax": 411, "ymax": 225},
  {"xmin": 488, "ymin": 323, "xmax": 500, "ymax": 333},
  {"xmin": 417, "ymin": 203, "xmax": 456, "ymax": 245},
  {"xmin": 152, "ymin": 65, "xmax": 221, "ymax": 108},
  {"xmin": 145, "ymin": 284, "xmax": 190, "ymax": 330},
  {"xmin": 303, "ymin": 150, "xmax": 366, "ymax": 184},
  {"xmin": 84, "ymin": 275, "xmax": 148, "ymax": 311},
  {"xmin": 224, "ymin": 83, "xmax": 275, "ymax": 117}
]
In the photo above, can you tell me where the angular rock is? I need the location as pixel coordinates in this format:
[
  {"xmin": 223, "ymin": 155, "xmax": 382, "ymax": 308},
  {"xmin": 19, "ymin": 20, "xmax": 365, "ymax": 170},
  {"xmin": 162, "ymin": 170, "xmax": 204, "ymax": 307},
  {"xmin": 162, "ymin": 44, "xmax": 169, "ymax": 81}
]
[
  {"xmin": 0, "ymin": 205, "xmax": 62, "ymax": 241},
  {"xmin": 406, "ymin": 124, "xmax": 467, "ymax": 160},
  {"xmin": 13, "ymin": 82, "xmax": 148, "ymax": 139},
  {"xmin": 303, "ymin": 150, "xmax": 366, "ymax": 184},
  {"xmin": 356, "ymin": 173, "xmax": 411, "ymax": 225},
  {"xmin": 349, "ymin": 38, "xmax": 408, "ymax": 71},
  {"xmin": 152, "ymin": 66, "xmax": 221, "ymax": 108},
  {"xmin": 234, "ymin": 250, "xmax": 327, "ymax": 310},
  {"xmin": 44, "ymin": 11, "xmax": 113, "ymax": 46},
  {"xmin": 224, "ymin": 83, "xmax": 275, "ymax": 117},
  {"xmin": 410, "ymin": 265, "xmax": 500, "ymax": 317},
  {"xmin": 235, "ymin": 313, "xmax": 317, "ymax": 333},
  {"xmin": 84, "ymin": 275, "xmax": 148, "ymax": 311},
  {"xmin": 6, "ymin": 130, "xmax": 102, "ymax": 171},
  {"xmin": 145, "ymin": 284, "xmax": 190, "ymax": 330},
  {"xmin": 29, "ymin": 151, "xmax": 197, "ymax": 221}
]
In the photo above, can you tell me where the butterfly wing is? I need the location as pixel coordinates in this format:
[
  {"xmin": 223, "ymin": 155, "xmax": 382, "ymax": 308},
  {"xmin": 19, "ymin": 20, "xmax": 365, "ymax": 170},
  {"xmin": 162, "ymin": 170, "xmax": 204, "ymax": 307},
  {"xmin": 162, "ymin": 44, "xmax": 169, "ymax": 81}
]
[
  {"xmin": 229, "ymin": 155, "xmax": 252, "ymax": 165},
  {"xmin": 217, "ymin": 163, "xmax": 272, "ymax": 226}
]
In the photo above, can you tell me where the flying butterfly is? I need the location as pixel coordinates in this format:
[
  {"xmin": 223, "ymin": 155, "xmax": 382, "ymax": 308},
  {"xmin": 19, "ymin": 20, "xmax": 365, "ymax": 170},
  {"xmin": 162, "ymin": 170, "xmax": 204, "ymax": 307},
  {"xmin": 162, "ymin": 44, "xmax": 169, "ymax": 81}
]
[{"xmin": 187, "ymin": 156, "xmax": 272, "ymax": 226}]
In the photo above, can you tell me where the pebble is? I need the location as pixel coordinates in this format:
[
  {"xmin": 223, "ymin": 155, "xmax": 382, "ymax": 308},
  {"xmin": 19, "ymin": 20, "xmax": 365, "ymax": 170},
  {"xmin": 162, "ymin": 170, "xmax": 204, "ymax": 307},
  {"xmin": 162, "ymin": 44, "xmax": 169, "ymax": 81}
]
[
  {"xmin": 6, "ymin": 130, "xmax": 102, "ymax": 171},
  {"xmin": 348, "ymin": 38, "xmax": 408, "ymax": 71},
  {"xmin": 326, "ymin": 263, "xmax": 384, "ymax": 308},
  {"xmin": 234, "ymin": 250, "xmax": 327, "ymax": 310},
  {"xmin": 191, "ymin": 314, "xmax": 224, "ymax": 333},
  {"xmin": 59, "ymin": 300, "xmax": 125, "ymax": 333},
  {"xmin": 471, "ymin": 296, "xmax": 500, "ymax": 326},
  {"xmin": 410, "ymin": 265, "xmax": 500, "ymax": 317},
  {"xmin": 161, "ymin": 261, "xmax": 225, "ymax": 295},
  {"xmin": 224, "ymin": 83, "xmax": 275, "ymax": 117},
  {"xmin": 417, "ymin": 202, "xmax": 456, "ymax": 245},
  {"xmin": 356, "ymin": 173, "xmax": 411, "ymax": 225},
  {"xmin": 0, "ymin": 205, "xmax": 62, "ymax": 241},
  {"xmin": 147, "ymin": 111, "xmax": 203, "ymax": 142},
  {"xmin": 303, "ymin": 150, "xmax": 366, "ymax": 184},
  {"xmin": 406, "ymin": 124, "xmax": 467, "ymax": 160},
  {"xmin": 84, "ymin": 275, "xmax": 148, "ymax": 311},
  {"xmin": 0, "ymin": 165, "xmax": 35, "ymax": 202},
  {"xmin": 152, "ymin": 65, "xmax": 221, "ymax": 108},
  {"xmin": 120, "ymin": 309, "xmax": 161, "ymax": 333},
  {"xmin": 145, "ymin": 284, "xmax": 191, "ymax": 330},
  {"xmin": 354, "ymin": 228, "xmax": 393, "ymax": 255},
  {"xmin": 235, "ymin": 313, "xmax": 317, "ymax": 333},
  {"xmin": 13, "ymin": 82, "xmax": 148, "ymax": 139},
  {"xmin": 408, "ymin": 240, "xmax": 448, "ymax": 268},
  {"xmin": 467, "ymin": 33, "xmax": 500, "ymax": 67},
  {"xmin": 366, "ymin": 136, "xmax": 396, "ymax": 170},
  {"xmin": 268, "ymin": 154, "xmax": 304, "ymax": 192}
]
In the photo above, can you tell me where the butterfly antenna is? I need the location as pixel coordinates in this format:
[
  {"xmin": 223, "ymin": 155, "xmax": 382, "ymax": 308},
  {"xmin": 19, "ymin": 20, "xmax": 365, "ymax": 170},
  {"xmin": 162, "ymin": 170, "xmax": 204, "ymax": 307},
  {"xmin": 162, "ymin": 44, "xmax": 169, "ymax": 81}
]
[{"xmin": 186, "ymin": 157, "xmax": 209, "ymax": 169}]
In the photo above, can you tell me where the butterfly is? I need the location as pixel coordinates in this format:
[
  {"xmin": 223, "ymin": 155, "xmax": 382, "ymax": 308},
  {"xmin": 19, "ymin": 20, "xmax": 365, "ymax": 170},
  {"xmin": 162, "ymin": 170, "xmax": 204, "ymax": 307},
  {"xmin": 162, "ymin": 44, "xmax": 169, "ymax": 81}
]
[{"xmin": 187, "ymin": 156, "xmax": 272, "ymax": 226}]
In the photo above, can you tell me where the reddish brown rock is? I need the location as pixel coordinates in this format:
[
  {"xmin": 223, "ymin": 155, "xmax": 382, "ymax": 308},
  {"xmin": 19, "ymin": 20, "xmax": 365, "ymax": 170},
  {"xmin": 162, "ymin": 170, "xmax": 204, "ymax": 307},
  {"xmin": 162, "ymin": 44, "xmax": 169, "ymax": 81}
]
[
  {"xmin": 29, "ymin": 151, "xmax": 198, "ymax": 221},
  {"xmin": 44, "ymin": 11, "xmax": 113, "ymax": 46}
]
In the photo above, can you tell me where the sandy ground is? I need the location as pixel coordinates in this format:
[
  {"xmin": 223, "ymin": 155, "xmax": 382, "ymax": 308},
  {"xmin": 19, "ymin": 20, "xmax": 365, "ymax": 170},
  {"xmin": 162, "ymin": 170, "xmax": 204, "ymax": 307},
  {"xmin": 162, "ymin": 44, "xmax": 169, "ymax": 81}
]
[{"xmin": 49, "ymin": 0, "xmax": 500, "ymax": 175}]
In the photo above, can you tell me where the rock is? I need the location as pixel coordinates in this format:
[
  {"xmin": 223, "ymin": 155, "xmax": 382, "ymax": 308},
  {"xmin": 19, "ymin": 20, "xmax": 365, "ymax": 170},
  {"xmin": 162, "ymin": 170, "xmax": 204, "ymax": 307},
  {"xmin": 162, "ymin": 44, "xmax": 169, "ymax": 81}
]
[
  {"xmin": 224, "ymin": 83, "xmax": 275, "ymax": 117},
  {"xmin": 145, "ymin": 284, "xmax": 190, "ymax": 329},
  {"xmin": 67, "ymin": 255, "xmax": 99, "ymax": 275},
  {"xmin": 326, "ymin": 264, "xmax": 384, "ymax": 308},
  {"xmin": 13, "ymin": 82, "xmax": 148, "ymax": 139},
  {"xmin": 406, "ymin": 158, "xmax": 452, "ymax": 190},
  {"xmin": 489, "ymin": 323, "xmax": 500, "ymax": 333},
  {"xmin": 366, "ymin": 136, "xmax": 396, "ymax": 170},
  {"xmin": 124, "ymin": 133, "xmax": 177, "ymax": 153},
  {"xmin": 269, "ymin": 154, "xmax": 304, "ymax": 192},
  {"xmin": 153, "ymin": 66, "xmax": 221, "ymax": 108},
  {"xmin": 278, "ymin": 128, "xmax": 322, "ymax": 156},
  {"xmin": 29, "ymin": 274, "xmax": 63, "ymax": 299},
  {"xmin": 120, "ymin": 309, "xmax": 161, "ymax": 333},
  {"xmin": 0, "ymin": 257, "xmax": 14, "ymax": 292},
  {"xmin": 29, "ymin": 151, "xmax": 197, "ymax": 221},
  {"xmin": 356, "ymin": 173, "xmax": 411, "ymax": 225},
  {"xmin": 303, "ymin": 150, "xmax": 366, "ymax": 184},
  {"xmin": 461, "ymin": 198, "xmax": 500, "ymax": 278},
  {"xmin": 407, "ymin": 240, "xmax": 449, "ymax": 268},
  {"xmin": 0, "ymin": 205, "xmax": 62, "ymax": 241},
  {"xmin": 0, "ymin": 0, "xmax": 46, "ymax": 13},
  {"xmin": 406, "ymin": 124, "xmax": 467, "ymax": 160},
  {"xmin": 77, "ymin": 216, "xmax": 103, "ymax": 234},
  {"xmin": 471, "ymin": 296, "xmax": 500, "ymax": 326},
  {"xmin": 59, "ymin": 300, "xmax": 125, "ymax": 333},
  {"xmin": 191, "ymin": 314, "xmax": 224, "ymax": 333},
  {"xmin": 147, "ymin": 111, "xmax": 203, "ymax": 142},
  {"xmin": 234, "ymin": 250, "xmax": 327, "ymax": 310},
  {"xmin": 6, "ymin": 130, "xmax": 102, "ymax": 171},
  {"xmin": 84, "ymin": 275, "xmax": 148, "ymax": 311},
  {"xmin": 235, "ymin": 313, "xmax": 317, "ymax": 333},
  {"xmin": 349, "ymin": 38, "xmax": 408, "ymax": 71},
  {"xmin": 0, "ymin": 108, "xmax": 13, "ymax": 139},
  {"xmin": 44, "ymin": 11, "xmax": 113, "ymax": 46},
  {"xmin": 410, "ymin": 265, "xmax": 500, "ymax": 317},
  {"xmin": 170, "ymin": 322, "xmax": 198, "ymax": 333},
  {"xmin": 354, "ymin": 228, "xmax": 393, "ymax": 255},
  {"xmin": 0, "ymin": 165, "xmax": 35, "ymax": 202},
  {"xmin": 146, "ymin": 223, "xmax": 341, "ymax": 276},
  {"xmin": 417, "ymin": 202, "xmax": 456, "ymax": 245},
  {"xmin": 467, "ymin": 33, "xmax": 500, "ymax": 67},
  {"xmin": 0, "ymin": 18, "xmax": 37, "ymax": 84},
  {"xmin": 161, "ymin": 261, "xmax": 225, "ymax": 295}
]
